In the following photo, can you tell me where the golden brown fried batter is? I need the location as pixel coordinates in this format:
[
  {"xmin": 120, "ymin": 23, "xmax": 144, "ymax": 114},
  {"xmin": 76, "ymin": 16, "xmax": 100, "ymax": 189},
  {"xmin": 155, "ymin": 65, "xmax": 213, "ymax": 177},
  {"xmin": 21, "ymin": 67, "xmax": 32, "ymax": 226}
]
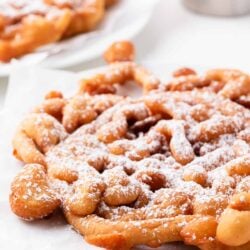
[
  {"xmin": 0, "ymin": 0, "xmax": 118, "ymax": 61},
  {"xmin": 9, "ymin": 42, "xmax": 250, "ymax": 250}
]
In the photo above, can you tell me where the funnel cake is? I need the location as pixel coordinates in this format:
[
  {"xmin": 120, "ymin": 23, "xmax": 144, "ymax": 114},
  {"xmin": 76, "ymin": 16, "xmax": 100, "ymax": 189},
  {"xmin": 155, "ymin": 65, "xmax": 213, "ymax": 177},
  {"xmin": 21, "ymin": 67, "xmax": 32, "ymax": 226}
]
[
  {"xmin": 10, "ymin": 41, "xmax": 250, "ymax": 250},
  {"xmin": 0, "ymin": 0, "xmax": 117, "ymax": 61}
]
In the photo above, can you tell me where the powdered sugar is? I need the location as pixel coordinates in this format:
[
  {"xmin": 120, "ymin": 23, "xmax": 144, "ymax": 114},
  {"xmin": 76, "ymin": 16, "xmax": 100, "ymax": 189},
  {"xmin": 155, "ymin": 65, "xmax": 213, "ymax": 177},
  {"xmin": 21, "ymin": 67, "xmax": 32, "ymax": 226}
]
[
  {"xmin": 9, "ymin": 66, "xmax": 250, "ymax": 249},
  {"xmin": 43, "ymin": 87, "xmax": 250, "ymax": 227}
]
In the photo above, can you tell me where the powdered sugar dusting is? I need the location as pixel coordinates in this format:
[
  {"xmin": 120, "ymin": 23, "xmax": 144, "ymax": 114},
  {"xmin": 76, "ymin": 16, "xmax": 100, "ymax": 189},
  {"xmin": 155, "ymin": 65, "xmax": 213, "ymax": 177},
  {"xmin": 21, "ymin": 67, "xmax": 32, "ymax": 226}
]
[
  {"xmin": 10, "ymin": 66, "xmax": 250, "ymax": 248},
  {"xmin": 43, "ymin": 87, "xmax": 250, "ymax": 226}
]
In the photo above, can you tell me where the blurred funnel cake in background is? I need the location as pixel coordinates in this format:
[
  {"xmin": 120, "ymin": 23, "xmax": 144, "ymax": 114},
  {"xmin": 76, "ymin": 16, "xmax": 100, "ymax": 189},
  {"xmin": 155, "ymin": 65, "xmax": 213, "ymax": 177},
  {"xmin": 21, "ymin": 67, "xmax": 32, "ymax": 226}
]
[{"xmin": 0, "ymin": 0, "xmax": 118, "ymax": 62}]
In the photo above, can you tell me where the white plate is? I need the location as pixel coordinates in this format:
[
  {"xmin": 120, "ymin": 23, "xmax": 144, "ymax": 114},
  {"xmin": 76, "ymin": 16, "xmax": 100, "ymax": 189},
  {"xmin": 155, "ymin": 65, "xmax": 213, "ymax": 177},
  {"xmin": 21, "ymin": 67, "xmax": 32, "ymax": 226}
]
[
  {"xmin": 0, "ymin": 63, "xmax": 199, "ymax": 250},
  {"xmin": 0, "ymin": 0, "xmax": 159, "ymax": 77}
]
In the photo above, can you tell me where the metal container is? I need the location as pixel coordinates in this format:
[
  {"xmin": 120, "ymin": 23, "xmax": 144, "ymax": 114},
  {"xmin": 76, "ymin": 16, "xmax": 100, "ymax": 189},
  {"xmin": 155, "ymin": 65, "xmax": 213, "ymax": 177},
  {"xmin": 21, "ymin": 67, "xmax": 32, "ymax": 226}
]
[{"xmin": 182, "ymin": 0, "xmax": 250, "ymax": 16}]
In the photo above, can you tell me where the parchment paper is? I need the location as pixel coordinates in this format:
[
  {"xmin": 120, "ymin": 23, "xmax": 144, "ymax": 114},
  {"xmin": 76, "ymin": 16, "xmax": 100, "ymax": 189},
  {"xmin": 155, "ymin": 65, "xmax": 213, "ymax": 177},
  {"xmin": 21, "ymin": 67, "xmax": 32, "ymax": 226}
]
[{"xmin": 0, "ymin": 65, "xmax": 198, "ymax": 250}]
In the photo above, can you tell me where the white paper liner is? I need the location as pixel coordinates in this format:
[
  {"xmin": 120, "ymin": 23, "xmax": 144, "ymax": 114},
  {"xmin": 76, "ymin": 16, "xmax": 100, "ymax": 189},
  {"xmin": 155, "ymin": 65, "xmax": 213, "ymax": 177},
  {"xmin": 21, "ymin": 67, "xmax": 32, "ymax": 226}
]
[{"xmin": 0, "ymin": 64, "xmax": 198, "ymax": 250}]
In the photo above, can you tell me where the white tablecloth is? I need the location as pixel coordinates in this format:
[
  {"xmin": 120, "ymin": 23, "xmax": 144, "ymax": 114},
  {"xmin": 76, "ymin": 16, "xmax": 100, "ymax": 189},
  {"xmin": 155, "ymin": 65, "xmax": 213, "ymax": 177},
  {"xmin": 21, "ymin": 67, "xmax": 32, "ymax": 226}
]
[{"xmin": 135, "ymin": 0, "xmax": 250, "ymax": 69}]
